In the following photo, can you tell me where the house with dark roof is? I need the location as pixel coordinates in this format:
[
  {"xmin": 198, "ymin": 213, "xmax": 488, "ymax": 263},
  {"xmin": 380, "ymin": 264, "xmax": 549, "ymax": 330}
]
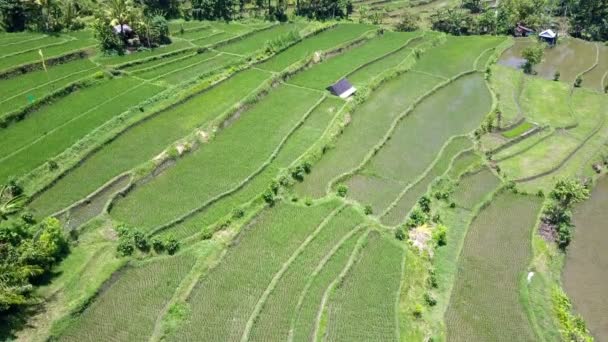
[
  {"xmin": 514, "ymin": 23, "xmax": 533, "ymax": 37},
  {"xmin": 328, "ymin": 78, "xmax": 356, "ymax": 99}
]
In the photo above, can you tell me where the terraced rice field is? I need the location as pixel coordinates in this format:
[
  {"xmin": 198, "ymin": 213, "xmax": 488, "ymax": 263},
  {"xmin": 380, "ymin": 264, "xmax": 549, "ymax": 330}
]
[
  {"xmin": 563, "ymin": 177, "xmax": 608, "ymax": 340},
  {"xmin": 4, "ymin": 19, "xmax": 603, "ymax": 342},
  {"xmin": 445, "ymin": 192, "xmax": 542, "ymax": 341},
  {"xmin": 345, "ymin": 73, "xmax": 491, "ymax": 215}
]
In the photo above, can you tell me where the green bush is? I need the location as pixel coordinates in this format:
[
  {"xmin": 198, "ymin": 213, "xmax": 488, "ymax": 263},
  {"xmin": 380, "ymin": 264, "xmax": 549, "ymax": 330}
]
[
  {"xmin": 364, "ymin": 205, "xmax": 373, "ymax": 215},
  {"xmin": 395, "ymin": 227, "xmax": 406, "ymax": 241},
  {"xmin": 553, "ymin": 71, "xmax": 561, "ymax": 81},
  {"xmin": 165, "ymin": 236, "xmax": 180, "ymax": 255},
  {"xmin": 232, "ymin": 208, "xmax": 245, "ymax": 219},
  {"xmin": 151, "ymin": 237, "xmax": 165, "ymax": 253},
  {"xmin": 424, "ymin": 293, "xmax": 437, "ymax": 307},
  {"xmin": 337, "ymin": 184, "xmax": 348, "ymax": 197},
  {"xmin": 574, "ymin": 75, "xmax": 583, "ymax": 87},
  {"xmin": 418, "ymin": 196, "xmax": 431, "ymax": 213},
  {"xmin": 432, "ymin": 224, "xmax": 447, "ymax": 247}
]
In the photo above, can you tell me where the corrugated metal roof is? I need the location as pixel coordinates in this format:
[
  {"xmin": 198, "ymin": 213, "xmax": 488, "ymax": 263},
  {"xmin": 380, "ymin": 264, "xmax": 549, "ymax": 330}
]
[{"xmin": 328, "ymin": 78, "xmax": 355, "ymax": 97}]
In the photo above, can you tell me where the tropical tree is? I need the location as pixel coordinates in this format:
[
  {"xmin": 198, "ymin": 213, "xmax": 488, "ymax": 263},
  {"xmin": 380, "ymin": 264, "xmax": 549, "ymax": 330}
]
[
  {"xmin": 521, "ymin": 43, "xmax": 544, "ymax": 74},
  {"xmin": 105, "ymin": 0, "xmax": 134, "ymax": 35},
  {"xmin": 0, "ymin": 185, "xmax": 26, "ymax": 221}
]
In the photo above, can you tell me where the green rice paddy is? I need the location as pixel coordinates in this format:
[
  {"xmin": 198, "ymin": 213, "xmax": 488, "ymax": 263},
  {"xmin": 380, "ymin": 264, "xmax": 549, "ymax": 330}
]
[{"xmin": 2, "ymin": 20, "xmax": 603, "ymax": 342}]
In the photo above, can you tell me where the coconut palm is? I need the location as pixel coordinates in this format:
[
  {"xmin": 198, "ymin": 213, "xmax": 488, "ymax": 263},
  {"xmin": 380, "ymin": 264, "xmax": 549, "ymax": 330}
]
[
  {"xmin": 0, "ymin": 185, "xmax": 26, "ymax": 221},
  {"xmin": 105, "ymin": 0, "xmax": 133, "ymax": 35}
]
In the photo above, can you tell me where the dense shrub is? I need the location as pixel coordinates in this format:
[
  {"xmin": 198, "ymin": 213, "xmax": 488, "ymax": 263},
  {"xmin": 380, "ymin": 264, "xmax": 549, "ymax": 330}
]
[{"xmin": 337, "ymin": 184, "xmax": 348, "ymax": 197}]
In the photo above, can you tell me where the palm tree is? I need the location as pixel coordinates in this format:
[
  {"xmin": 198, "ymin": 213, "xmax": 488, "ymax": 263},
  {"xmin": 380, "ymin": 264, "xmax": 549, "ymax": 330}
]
[
  {"xmin": 0, "ymin": 185, "xmax": 26, "ymax": 221},
  {"xmin": 105, "ymin": 0, "xmax": 132, "ymax": 35},
  {"xmin": 35, "ymin": 0, "xmax": 54, "ymax": 32}
]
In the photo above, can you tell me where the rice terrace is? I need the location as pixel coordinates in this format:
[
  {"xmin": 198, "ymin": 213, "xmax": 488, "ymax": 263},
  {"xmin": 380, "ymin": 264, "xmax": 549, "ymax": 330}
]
[{"xmin": 0, "ymin": 0, "xmax": 607, "ymax": 341}]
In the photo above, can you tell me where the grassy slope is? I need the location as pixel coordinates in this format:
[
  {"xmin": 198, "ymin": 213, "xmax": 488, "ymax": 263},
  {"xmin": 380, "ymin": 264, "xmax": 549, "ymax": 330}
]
[
  {"xmin": 445, "ymin": 192, "xmax": 542, "ymax": 342},
  {"xmin": 30, "ymin": 68, "xmax": 271, "ymax": 216},
  {"xmin": 110, "ymin": 84, "xmax": 322, "ymax": 231}
]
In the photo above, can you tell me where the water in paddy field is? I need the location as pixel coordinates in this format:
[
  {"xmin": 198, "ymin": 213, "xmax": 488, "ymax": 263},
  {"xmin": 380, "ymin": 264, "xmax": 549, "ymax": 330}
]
[
  {"xmin": 563, "ymin": 176, "xmax": 608, "ymax": 341},
  {"xmin": 498, "ymin": 38, "xmax": 598, "ymax": 83}
]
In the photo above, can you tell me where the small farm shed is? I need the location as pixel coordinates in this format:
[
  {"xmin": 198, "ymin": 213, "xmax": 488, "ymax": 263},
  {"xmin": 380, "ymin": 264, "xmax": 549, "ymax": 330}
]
[
  {"xmin": 328, "ymin": 78, "xmax": 356, "ymax": 99},
  {"xmin": 539, "ymin": 29, "xmax": 558, "ymax": 45},
  {"xmin": 514, "ymin": 23, "xmax": 533, "ymax": 37}
]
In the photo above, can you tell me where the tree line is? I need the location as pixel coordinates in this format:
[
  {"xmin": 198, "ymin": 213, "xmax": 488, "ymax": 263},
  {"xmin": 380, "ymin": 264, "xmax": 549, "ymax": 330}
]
[{"xmin": 422, "ymin": 0, "xmax": 608, "ymax": 41}]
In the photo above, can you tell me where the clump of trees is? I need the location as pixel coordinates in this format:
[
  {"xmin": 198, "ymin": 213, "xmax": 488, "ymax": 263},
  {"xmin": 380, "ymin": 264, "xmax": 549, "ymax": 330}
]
[
  {"xmin": 542, "ymin": 178, "xmax": 589, "ymax": 249},
  {"xmin": 116, "ymin": 224, "xmax": 179, "ymax": 256},
  {"xmin": 93, "ymin": 0, "xmax": 171, "ymax": 54},
  {"xmin": 0, "ymin": 0, "xmax": 87, "ymax": 32},
  {"xmin": 0, "ymin": 184, "xmax": 69, "ymax": 313},
  {"xmin": 425, "ymin": 0, "xmax": 607, "ymax": 42}
]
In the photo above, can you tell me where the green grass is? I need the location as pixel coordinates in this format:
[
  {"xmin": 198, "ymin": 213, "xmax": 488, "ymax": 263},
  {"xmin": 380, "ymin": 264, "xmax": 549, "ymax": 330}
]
[
  {"xmin": 158, "ymin": 54, "xmax": 240, "ymax": 85},
  {"xmin": 413, "ymin": 35, "xmax": 505, "ymax": 78},
  {"xmin": 502, "ymin": 121, "xmax": 535, "ymax": 138},
  {"xmin": 248, "ymin": 206, "xmax": 364, "ymax": 341},
  {"xmin": 520, "ymin": 76, "xmax": 573, "ymax": 127},
  {"xmin": 0, "ymin": 35, "xmax": 68, "ymax": 57},
  {"xmin": 491, "ymin": 64, "xmax": 524, "ymax": 127},
  {"xmin": 448, "ymin": 150, "xmax": 482, "ymax": 179},
  {"xmin": 498, "ymin": 132, "xmax": 579, "ymax": 180},
  {"xmin": 218, "ymin": 23, "xmax": 305, "ymax": 55},
  {"xmin": 323, "ymin": 231, "xmax": 403, "ymax": 341},
  {"xmin": 166, "ymin": 200, "xmax": 340, "ymax": 341},
  {"xmin": 347, "ymin": 43, "xmax": 416, "ymax": 86},
  {"xmin": 0, "ymin": 32, "xmax": 46, "ymax": 46},
  {"xmin": 171, "ymin": 26, "xmax": 214, "ymax": 40},
  {"xmin": 0, "ymin": 58, "xmax": 98, "ymax": 114},
  {"xmin": 120, "ymin": 50, "xmax": 196, "ymax": 72},
  {"xmin": 445, "ymin": 192, "xmax": 542, "ymax": 342},
  {"xmin": 0, "ymin": 78, "xmax": 164, "ymax": 181},
  {"xmin": 0, "ymin": 38, "xmax": 97, "ymax": 71},
  {"xmin": 257, "ymin": 23, "xmax": 376, "ymax": 72},
  {"xmin": 97, "ymin": 40, "xmax": 193, "ymax": 66},
  {"xmin": 155, "ymin": 96, "xmax": 343, "ymax": 241},
  {"xmin": 492, "ymin": 129, "xmax": 553, "ymax": 161},
  {"xmin": 134, "ymin": 50, "xmax": 220, "ymax": 79},
  {"xmin": 110, "ymin": 84, "xmax": 322, "ymax": 231},
  {"xmin": 29, "ymin": 68, "xmax": 271, "ymax": 217},
  {"xmin": 191, "ymin": 31, "xmax": 234, "ymax": 47},
  {"xmin": 452, "ymin": 167, "xmax": 501, "ymax": 209},
  {"xmin": 57, "ymin": 253, "xmax": 198, "ymax": 341},
  {"xmin": 134, "ymin": 51, "xmax": 241, "ymax": 85},
  {"xmin": 288, "ymin": 32, "xmax": 418, "ymax": 90},
  {"xmin": 519, "ymin": 88, "xmax": 608, "ymax": 192},
  {"xmin": 380, "ymin": 136, "xmax": 472, "ymax": 226},
  {"xmin": 295, "ymin": 70, "xmax": 442, "ymax": 198}
]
